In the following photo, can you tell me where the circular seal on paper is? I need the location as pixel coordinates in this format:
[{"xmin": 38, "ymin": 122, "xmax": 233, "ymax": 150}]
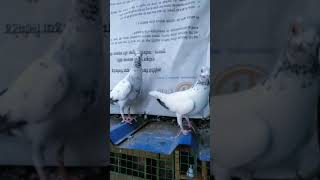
[
  {"xmin": 214, "ymin": 65, "xmax": 267, "ymax": 95},
  {"xmin": 176, "ymin": 82, "xmax": 193, "ymax": 91}
]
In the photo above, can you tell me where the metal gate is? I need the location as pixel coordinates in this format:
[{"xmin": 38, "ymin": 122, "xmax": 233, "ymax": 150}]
[{"xmin": 110, "ymin": 145, "xmax": 210, "ymax": 180}]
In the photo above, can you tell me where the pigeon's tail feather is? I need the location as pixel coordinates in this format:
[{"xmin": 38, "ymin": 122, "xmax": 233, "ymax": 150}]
[
  {"xmin": 0, "ymin": 119, "xmax": 27, "ymax": 134},
  {"xmin": 157, "ymin": 99, "xmax": 169, "ymax": 110},
  {"xmin": 149, "ymin": 91, "xmax": 166, "ymax": 99},
  {"xmin": 110, "ymin": 98, "xmax": 118, "ymax": 105},
  {"xmin": 149, "ymin": 91, "xmax": 169, "ymax": 110},
  {"xmin": 0, "ymin": 88, "xmax": 8, "ymax": 96}
]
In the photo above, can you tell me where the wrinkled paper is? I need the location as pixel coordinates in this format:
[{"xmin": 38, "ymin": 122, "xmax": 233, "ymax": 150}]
[{"xmin": 110, "ymin": 0, "xmax": 210, "ymax": 118}]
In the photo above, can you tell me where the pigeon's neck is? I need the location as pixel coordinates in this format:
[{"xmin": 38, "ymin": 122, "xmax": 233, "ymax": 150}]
[
  {"xmin": 130, "ymin": 68, "xmax": 142, "ymax": 75},
  {"xmin": 268, "ymin": 52, "xmax": 319, "ymax": 80},
  {"xmin": 131, "ymin": 58, "xmax": 142, "ymax": 71},
  {"xmin": 262, "ymin": 52, "xmax": 320, "ymax": 89},
  {"xmin": 194, "ymin": 77, "xmax": 210, "ymax": 87},
  {"xmin": 127, "ymin": 60, "xmax": 142, "ymax": 85},
  {"xmin": 128, "ymin": 62, "xmax": 142, "ymax": 79}
]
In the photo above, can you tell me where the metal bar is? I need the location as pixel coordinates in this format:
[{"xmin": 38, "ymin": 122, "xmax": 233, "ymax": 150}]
[
  {"xmin": 202, "ymin": 161, "xmax": 207, "ymax": 180},
  {"xmin": 175, "ymin": 149, "xmax": 180, "ymax": 180},
  {"xmin": 194, "ymin": 153, "xmax": 197, "ymax": 178},
  {"xmin": 157, "ymin": 154, "xmax": 160, "ymax": 180},
  {"xmin": 144, "ymin": 151, "xmax": 147, "ymax": 179}
]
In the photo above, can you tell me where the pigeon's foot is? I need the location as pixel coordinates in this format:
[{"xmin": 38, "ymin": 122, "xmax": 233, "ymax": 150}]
[
  {"xmin": 126, "ymin": 116, "xmax": 137, "ymax": 124},
  {"xmin": 57, "ymin": 159, "xmax": 67, "ymax": 180},
  {"xmin": 176, "ymin": 129, "xmax": 192, "ymax": 137},
  {"xmin": 128, "ymin": 114, "xmax": 138, "ymax": 122},
  {"xmin": 121, "ymin": 116, "xmax": 136, "ymax": 124},
  {"xmin": 121, "ymin": 119, "xmax": 127, "ymax": 123},
  {"xmin": 188, "ymin": 122, "xmax": 196, "ymax": 132},
  {"xmin": 182, "ymin": 129, "xmax": 191, "ymax": 135},
  {"xmin": 56, "ymin": 145, "xmax": 70, "ymax": 180},
  {"xmin": 120, "ymin": 116, "xmax": 129, "ymax": 123}
]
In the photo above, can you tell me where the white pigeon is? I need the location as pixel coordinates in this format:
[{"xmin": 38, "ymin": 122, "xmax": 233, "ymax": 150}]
[
  {"xmin": 110, "ymin": 52, "xmax": 143, "ymax": 124},
  {"xmin": 0, "ymin": 0, "xmax": 103, "ymax": 180},
  {"xmin": 149, "ymin": 66, "xmax": 210, "ymax": 135},
  {"xmin": 212, "ymin": 19, "xmax": 320, "ymax": 180}
]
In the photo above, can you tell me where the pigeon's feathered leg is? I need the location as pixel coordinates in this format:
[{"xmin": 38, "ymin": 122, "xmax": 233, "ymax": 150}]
[
  {"xmin": 32, "ymin": 143, "xmax": 47, "ymax": 180},
  {"xmin": 56, "ymin": 145, "xmax": 81, "ymax": 180},
  {"xmin": 183, "ymin": 115, "xmax": 195, "ymax": 132},
  {"xmin": 57, "ymin": 144, "xmax": 68, "ymax": 180},
  {"xmin": 120, "ymin": 105, "xmax": 130, "ymax": 124},
  {"xmin": 126, "ymin": 107, "xmax": 137, "ymax": 123},
  {"xmin": 176, "ymin": 113, "xmax": 191, "ymax": 136}
]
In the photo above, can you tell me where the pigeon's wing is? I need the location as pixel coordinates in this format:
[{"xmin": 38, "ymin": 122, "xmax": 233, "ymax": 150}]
[
  {"xmin": 110, "ymin": 79, "xmax": 132, "ymax": 102},
  {"xmin": 165, "ymin": 93, "xmax": 195, "ymax": 115},
  {"xmin": 0, "ymin": 59, "xmax": 68, "ymax": 124}
]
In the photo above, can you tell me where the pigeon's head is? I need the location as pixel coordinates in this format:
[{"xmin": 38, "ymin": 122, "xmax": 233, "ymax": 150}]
[
  {"xmin": 196, "ymin": 66, "xmax": 210, "ymax": 86},
  {"xmin": 199, "ymin": 66, "xmax": 210, "ymax": 80},
  {"xmin": 72, "ymin": 0, "xmax": 99, "ymax": 22},
  {"xmin": 287, "ymin": 18, "xmax": 320, "ymax": 66}
]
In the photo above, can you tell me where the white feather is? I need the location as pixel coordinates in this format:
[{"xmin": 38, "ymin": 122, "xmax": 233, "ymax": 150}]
[
  {"xmin": 110, "ymin": 78, "xmax": 131, "ymax": 101},
  {"xmin": 149, "ymin": 66, "xmax": 210, "ymax": 135},
  {"xmin": 0, "ymin": 59, "xmax": 68, "ymax": 124}
]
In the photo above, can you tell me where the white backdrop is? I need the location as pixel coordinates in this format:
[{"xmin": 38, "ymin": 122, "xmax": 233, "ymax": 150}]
[{"xmin": 110, "ymin": 0, "xmax": 210, "ymax": 118}]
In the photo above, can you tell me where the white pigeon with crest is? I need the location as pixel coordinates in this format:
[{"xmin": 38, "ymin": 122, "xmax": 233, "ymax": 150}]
[
  {"xmin": 0, "ymin": 0, "xmax": 104, "ymax": 180},
  {"xmin": 212, "ymin": 19, "xmax": 320, "ymax": 180},
  {"xmin": 110, "ymin": 52, "xmax": 143, "ymax": 124},
  {"xmin": 149, "ymin": 66, "xmax": 210, "ymax": 135}
]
